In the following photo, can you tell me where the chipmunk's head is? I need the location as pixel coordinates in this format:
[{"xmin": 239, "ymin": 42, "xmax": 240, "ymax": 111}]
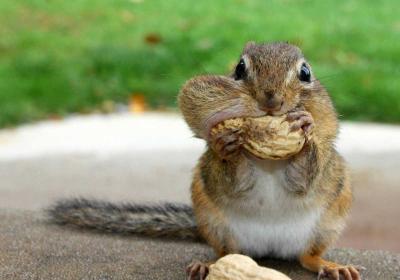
[{"xmin": 233, "ymin": 42, "xmax": 316, "ymax": 116}]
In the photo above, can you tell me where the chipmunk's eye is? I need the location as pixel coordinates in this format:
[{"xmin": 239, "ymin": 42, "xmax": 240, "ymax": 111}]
[
  {"xmin": 299, "ymin": 63, "xmax": 311, "ymax": 82},
  {"xmin": 234, "ymin": 58, "xmax": 246, "ymax": 80}
]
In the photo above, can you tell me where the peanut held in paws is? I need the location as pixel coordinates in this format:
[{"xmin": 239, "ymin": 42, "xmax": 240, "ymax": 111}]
[{"xmin": 210, "ymin": 115, "xmax": 306, "ymax": 160}]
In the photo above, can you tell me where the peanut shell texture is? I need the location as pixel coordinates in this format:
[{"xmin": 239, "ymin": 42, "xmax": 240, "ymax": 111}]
[
  {"xmin": 210, "ymin": 115, "xmax": 305, "ymax": 160},
  {"xmin": 206, "ymin": 254, "xmax": 292, "ymax": 280}
]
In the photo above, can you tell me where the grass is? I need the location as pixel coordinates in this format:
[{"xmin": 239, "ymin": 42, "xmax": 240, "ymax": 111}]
[{"xmin": 0, "ymin": 0, "xmax": 399, "ymax": 127}]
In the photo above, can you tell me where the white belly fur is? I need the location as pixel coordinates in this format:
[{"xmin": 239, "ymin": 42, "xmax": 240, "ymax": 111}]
[{"xmin": 224, "ymin": 159, "xmax": 322, "ymax": 259}]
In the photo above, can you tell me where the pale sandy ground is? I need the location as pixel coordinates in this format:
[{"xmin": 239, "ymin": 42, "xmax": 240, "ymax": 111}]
[{"xmin": 0, "ymin": 112, "xmax": 399, "ymax": 253}]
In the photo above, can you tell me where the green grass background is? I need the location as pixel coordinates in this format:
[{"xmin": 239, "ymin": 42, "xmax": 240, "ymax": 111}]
[{"xmin": 0, "ymin": 0, "xmax": 399, "ymax": 127}]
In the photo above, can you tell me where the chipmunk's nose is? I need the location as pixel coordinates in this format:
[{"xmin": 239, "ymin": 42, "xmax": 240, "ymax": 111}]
[{"xmin": 263, "ymin": 91, "xmax": 283, "ymax": 111}]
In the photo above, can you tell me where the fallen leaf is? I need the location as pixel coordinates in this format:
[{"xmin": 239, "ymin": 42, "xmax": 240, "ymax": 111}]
[
  {"xmin": 144, "ymin": 33, "xmax": 162, "ymax": 45},
  {"xmin": 129, "ymin": 94, "xmax": 147, "ymax": 113}
]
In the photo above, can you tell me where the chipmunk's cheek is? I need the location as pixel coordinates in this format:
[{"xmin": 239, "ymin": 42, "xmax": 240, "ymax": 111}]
[{"xmin": 284, "ymin": 92, "xmax": 302, "ymax": 113}]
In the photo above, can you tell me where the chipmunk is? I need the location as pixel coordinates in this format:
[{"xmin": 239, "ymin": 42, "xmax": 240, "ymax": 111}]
[{"xmin": 48, "ymin": 42, "xmax": 362, "ymax": 280}]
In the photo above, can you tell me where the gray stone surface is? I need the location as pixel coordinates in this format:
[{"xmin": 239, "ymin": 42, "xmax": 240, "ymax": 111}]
[
  {"xmin": 1, "ymin": 151, "xmax": 399, "ymax": 252},
  {"xmin": 0, "ymin": 210, "xmax": 399, "ymax": 280}
]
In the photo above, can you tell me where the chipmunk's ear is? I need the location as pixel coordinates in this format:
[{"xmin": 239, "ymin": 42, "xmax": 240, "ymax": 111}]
[{"xmin": 244, "ymin": 41, "xmax": 256, "ymax": 51}]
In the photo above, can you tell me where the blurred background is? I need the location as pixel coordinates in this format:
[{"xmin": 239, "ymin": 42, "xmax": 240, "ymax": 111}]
[
  {"xmin": 0, "ymin": 0, "xmax": 399, "ymax": 255},
  {"xmin": 1, "ymin": 0, "xmax": 399, "ymax": 127}
]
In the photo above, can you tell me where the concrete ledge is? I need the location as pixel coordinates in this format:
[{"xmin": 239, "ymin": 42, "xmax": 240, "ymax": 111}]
[
  {"xmin": 1, "ymin": 112, "xmax": 400, "ymax": 161},
  {"xmin": 1, "ymin": 210, "xmax": 398, "ymax": 280}
]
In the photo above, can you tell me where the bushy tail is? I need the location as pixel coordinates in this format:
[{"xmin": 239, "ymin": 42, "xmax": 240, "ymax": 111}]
[{"xmin": 47, "ymin": 198, "xmax": 200, "ymax": 240}]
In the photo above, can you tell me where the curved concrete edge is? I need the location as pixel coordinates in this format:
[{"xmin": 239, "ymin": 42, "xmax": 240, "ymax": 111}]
[
  {"xmin": 1, "ymin": 112, "xmax": 400, "ymax": 161},
  {"xmin": 0, "ymin": 210, "xmax": 399, "ymax": 280}
]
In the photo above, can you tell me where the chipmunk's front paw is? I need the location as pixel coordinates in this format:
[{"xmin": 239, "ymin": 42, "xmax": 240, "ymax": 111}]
[
  {"xmin": 186, "ymin": 260, "xmax": 209, "ymax": 280},
  {"xmin": 209, "ymin": 128, "xmax": 243, "ymax": 160},
  {"xmin": 317, "ymin": 264, "xmax": 365, "ymax": 280},
  {"xmin": 287, "ymin": 110, "xmax": 314, "ymax": 141}
]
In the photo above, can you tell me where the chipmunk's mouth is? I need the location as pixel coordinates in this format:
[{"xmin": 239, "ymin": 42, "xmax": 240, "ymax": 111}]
[
  {"xmin": 260, "ymin": 107, "xmax": 283, "ymax": 117},
  {"xmin": 259, "ymin": 103, "xmax": 286, "ymax": 116},
  {"xmin": 260, "ymin": 101, "xmax": 301, "ymax": 117}
]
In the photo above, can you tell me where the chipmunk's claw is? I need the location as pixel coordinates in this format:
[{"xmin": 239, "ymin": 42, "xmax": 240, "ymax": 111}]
[
  {"xmin": 186, "ymin": 260, "xmax": 209, "ymax": 280},
  {"xmin": 317, "ymin": 264, "xmax": 364, "ymax": 280},
  {"xmin": 211, "ymin": 129, "xmax": 243, "ymax": 160},
  {"xmin": 287, "ymin": 110, "xmax": 314, "ymax": 140}
]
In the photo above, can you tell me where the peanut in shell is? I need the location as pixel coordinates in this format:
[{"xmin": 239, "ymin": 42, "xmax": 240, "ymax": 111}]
[
  {"xmin": 206, "ymin": 254, "xmax": 292, "ymax": 280},
  {"xmin": 211, "ymin": 115, "xmax": 305, "ymax": 160}
]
